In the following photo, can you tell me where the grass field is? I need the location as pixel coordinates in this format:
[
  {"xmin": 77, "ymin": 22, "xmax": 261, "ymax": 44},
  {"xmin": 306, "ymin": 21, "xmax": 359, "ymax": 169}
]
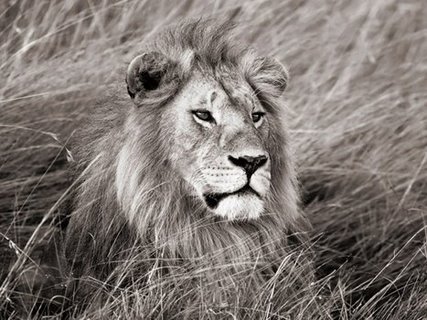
[{"xmin": 1, "ymin": 0, "xmax": 426, "ymax": 319}]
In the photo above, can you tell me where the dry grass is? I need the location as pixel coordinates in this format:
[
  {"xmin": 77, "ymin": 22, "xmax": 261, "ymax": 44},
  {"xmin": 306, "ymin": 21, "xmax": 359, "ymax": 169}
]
[{"xmin": 1, "ymin": 0, "xmax": 426, "ymax": 319}]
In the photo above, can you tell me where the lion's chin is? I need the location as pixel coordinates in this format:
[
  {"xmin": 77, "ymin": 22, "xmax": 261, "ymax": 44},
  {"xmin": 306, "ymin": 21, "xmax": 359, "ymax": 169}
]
[{"xmin": 213, "ymin": 194, "xmax": 264, "ymax": 221}]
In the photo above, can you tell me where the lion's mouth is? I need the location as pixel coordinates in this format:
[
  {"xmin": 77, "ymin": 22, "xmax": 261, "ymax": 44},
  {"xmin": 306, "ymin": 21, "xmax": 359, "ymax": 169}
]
[{"xmin": 203, "ymin": 185, "xmax": 260, "ymax": 209}]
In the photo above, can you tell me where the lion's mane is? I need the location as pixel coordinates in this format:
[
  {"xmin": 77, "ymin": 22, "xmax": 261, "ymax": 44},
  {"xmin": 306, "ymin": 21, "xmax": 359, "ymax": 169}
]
[{"xmin": 64, "ymin": 19, "xmax": 311, "ymax": 306}]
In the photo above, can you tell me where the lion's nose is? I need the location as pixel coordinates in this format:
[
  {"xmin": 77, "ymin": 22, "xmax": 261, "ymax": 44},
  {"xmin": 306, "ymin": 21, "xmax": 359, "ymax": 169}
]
[{"xmin": 228, "ymin": 154, "xmax": 268, "ymax": 178}]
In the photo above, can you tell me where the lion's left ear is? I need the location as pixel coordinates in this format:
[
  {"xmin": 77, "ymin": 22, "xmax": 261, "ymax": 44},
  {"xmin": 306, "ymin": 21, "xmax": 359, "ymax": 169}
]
[
  {"xmin": 126, "ymin": 51, "xmax": 175, "ymax": 103},
  {"xmin": 243, "ymin": 55, "xmax": 289, "ymax": 99}
]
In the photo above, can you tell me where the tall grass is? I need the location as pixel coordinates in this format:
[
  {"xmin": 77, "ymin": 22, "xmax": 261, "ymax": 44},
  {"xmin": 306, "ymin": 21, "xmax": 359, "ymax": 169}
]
[{"xmin": 1, "ymin": 0, "xmax": 426, "ymax": 319}]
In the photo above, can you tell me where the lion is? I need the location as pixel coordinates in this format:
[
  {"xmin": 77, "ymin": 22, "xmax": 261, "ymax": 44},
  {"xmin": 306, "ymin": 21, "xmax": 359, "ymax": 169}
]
[{"xmin": 64, "ymin": 19, "xmax": 312, "ymax": 315}]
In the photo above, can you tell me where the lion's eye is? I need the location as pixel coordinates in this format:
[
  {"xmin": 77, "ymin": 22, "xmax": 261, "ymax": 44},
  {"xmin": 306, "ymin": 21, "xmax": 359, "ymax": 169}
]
[
  {"xmin": 252, "ymin": 112, "xmax": 265, "ymax": 123},
  {"xmin": 192, "ymin": 110, "xmax": 214, "ymax": 122}
]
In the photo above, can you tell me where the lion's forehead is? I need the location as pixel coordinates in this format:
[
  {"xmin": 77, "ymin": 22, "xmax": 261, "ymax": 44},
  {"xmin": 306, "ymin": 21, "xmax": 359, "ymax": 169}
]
[
  {"xmin": 203, "ymin": 81, "xmax": 260, "ymax": 130},
  {"xmin": 180, "ymin": 68, "xmax": 260, "ymax": 114},
  {"xmin": 169, "ymin": 69, "xmax": 268, "ymax": 160}
]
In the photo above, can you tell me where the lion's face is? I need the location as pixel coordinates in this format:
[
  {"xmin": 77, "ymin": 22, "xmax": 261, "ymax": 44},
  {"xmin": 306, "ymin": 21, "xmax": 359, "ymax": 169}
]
[
  {"xmin": 126, "ymin": 49, "xmax": 288, "ymax": 221},
  {"xmin": 164, "ymin": 72, "xmax": 271, "ymax": 220}
]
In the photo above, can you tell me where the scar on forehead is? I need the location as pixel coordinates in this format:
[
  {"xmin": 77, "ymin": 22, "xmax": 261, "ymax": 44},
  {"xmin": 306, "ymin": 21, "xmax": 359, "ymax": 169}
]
[
  {"xmin": 201, "ymin": 90, "xmax": 218, "ymax": 107},
  {"xmin": 209, "ymin": 90, "xmax": 217, "ymax": 104}
]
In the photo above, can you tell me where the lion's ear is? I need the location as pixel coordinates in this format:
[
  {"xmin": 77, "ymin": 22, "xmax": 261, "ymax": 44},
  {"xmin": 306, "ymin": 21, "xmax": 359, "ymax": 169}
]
[
  {"xmin": 126, "ymin": 52, "xmax": 174, "ymax": 102},
  {"xmin": 244, "ymin": 56, "xmax": 289, "ymax": 98}
]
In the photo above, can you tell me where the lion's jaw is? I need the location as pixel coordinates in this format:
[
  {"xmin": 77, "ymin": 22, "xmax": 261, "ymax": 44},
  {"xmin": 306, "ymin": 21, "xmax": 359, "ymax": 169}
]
[
  {"xmin": 213, "ymin": 193, "xmax": 265, "ymax": 220},
  {"xmin": 165, "ymin": 72, "xmax": 272, "ymax": 220}
]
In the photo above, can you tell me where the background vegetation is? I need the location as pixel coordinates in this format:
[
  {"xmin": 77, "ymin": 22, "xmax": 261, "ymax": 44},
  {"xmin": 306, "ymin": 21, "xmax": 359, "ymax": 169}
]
[{"xmin": 1, "ymin": 0, "xmax": 426, "ymax": 319}]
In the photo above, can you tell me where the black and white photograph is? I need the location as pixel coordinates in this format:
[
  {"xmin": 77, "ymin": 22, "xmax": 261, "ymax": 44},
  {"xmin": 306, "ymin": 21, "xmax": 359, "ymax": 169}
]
[{"xmin": 0, "ymin": 1, "xmax": 426, "ymax": 319}]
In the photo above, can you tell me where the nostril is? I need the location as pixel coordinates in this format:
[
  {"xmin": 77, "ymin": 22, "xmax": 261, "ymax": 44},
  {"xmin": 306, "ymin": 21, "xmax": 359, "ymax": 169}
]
[
  {"xmin": 256, "ymin": 155, "xmax": 268, "ymax": 168},
  {"xmin": 228, "ymin": 155, "xmax": 247, "ymax": 168}
]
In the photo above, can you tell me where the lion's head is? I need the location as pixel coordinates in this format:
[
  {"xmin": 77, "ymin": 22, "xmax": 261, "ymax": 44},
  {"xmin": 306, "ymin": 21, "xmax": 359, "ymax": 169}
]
[
  {"xmin": 125, "ymin": 61, "xmax": 283, "ymax": 220},
  {"xmin": 116, "ymin": 20, "xmax": 297, "ymax": 223},
  {"xmin": 66, "ymin": 20, "xmax": 307, "ymax": 285}
]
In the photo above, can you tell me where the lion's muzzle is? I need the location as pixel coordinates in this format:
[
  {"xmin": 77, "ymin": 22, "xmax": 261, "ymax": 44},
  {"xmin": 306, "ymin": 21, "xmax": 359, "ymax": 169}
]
[{"xmin": 191, "ymin": 152, "xmax": 271, "ymax": 220}]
